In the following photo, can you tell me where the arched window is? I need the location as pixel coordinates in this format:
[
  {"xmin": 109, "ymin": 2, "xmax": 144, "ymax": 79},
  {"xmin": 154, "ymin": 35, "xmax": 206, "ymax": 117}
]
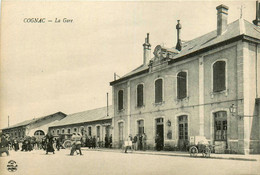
[
  {"xmin": 57, "ymin": 130, "xmax": 60, "ymax": 135},
  {"xmin": 137, "ymin": 84, "xmax": 144, "ymax": 107},
  {"xmin": 155, "ymin": 79, "xmax": 163, "ymax": 103},
  {"xmin": 67, "ymin": 128, "xmax": 71, "ymax": 134},
  {"xmin": 88, "ymin": 127, "xmax": 92, "ymax": 136},
  {"xmin": 73, "ymin": 128, "xmax": 78, "ymax": 133},
  {"xmin": 177, "ymin": 71, "xmax": 187, "ymax": 99},
  {"xmin": 96, "ymin": 126, "xmax": 100, "ymax": 137},
  {"xmin": 213, "ymin": 61, "xmax": 226, "ymax": 92},
  {"xmin": 118, "ymin": 90, "xmax": 124, "ymax": 110},
  {"xmin": 34, "ymin": 130, "xmax": 45, "ymax": 136},
  {"xmin": 62, "ymin": 129, "xmax": 65, "ymax": 134}
]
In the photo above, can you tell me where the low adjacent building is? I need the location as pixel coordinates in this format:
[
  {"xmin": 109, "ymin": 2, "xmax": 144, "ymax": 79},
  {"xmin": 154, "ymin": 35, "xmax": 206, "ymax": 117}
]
[
  {"xmin": 48, "ymin": 106, "xmax": 113, "ymax": 146},
  {"xmin": 1, "ymin": 112, "xmax": 67, "ymax": 141}
]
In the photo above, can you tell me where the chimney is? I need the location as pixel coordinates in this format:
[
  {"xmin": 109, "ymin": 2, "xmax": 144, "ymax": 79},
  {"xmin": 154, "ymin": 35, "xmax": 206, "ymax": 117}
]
[
  {"xmin": 143, "ymin": 33, "xmax": 151, "ymax": 65},
  {"xmin": 175, "ymin": 20, "xmax": 182, "ymax": 51},
  {"xmin": 253, "ymin": 1, "xmax": 260, "ymax": 26},
  {"xmin": 216, "ymin": 4, "xmax": 229, "ymax": 35}
]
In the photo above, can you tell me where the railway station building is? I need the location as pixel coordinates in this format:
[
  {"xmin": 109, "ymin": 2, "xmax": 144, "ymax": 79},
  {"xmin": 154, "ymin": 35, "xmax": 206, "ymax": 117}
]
[{"xmin": 110, "ymin": 4, "xmax": 260, "ymax": 154}]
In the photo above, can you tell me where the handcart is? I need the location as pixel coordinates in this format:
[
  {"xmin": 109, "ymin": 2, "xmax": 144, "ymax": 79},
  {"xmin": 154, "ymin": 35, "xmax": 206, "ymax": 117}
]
[{"xmin": 188, "ymin": 136, "xmax": 214, "ymax": 157}]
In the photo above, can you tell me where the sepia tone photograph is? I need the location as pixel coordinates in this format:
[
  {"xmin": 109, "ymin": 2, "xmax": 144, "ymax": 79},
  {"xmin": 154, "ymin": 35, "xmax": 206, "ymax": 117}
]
[{"xmin": 0, "ymin": 0, "xmax": 259, "ymax": 174}]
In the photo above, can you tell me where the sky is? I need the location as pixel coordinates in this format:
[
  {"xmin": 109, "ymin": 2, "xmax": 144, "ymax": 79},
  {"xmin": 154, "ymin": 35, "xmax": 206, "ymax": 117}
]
[{"xmin": 0, "ymin": 0, "xmax": 256, "ymax": 128}]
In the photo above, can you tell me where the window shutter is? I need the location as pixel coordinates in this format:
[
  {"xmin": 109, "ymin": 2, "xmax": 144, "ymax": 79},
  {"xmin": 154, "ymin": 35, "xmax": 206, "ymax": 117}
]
[
  {"xmin": 213, "ymin": 61, "xmax": 226, "ymax": 92},
  {"xmin": 177, "ymin": 72, "xmax": 187, "ymax": 99},
  {"xmin": 118, "ymin": 90, "xmax": 123, "ymax": 110},
  {"xmin": 137, "ymin": 84, "xmax": 144, "ymax": 107},
  {"xmin": 155, "ymin": 79, "xmax": 163, "ymax": 103}
]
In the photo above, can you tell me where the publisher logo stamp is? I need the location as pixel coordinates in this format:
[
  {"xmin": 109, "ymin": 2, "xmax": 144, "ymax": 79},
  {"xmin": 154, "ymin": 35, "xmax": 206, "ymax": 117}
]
[{"xmin": 7, "ymin": 160, "xmax": 18, "ymax": 172}]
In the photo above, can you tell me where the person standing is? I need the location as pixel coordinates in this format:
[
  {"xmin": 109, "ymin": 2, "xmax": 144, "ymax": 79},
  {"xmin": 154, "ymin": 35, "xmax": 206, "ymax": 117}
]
[
  {"xmin": 70, "ymin": 133, "xmax": 83, "ymax": 156},
  {"xmin": 105, "ymin": 134, "xmax": 108, "ymax": 148},
  {"xmin": 45, "ymin": 132, "xmax": 55, "ymax": 154},
  {"xmin": 124, "ymin": 135, "xmax": 133, "ymax": 153},
  {"xmin": 13, "ymin": 139, "xmax": 19, "ymax": 151},
  {"xmin": 139, "ymin": 134, "xmax": 143, "ymax": 150},
  {"xmin": 92, "ymin": 136, "xmax": 96, "ymax": 149},
  {"xmin": 109, "ymin": 134, "xmax": 113, "ymax": 148},
  {"xmin": 143, "ymin": 133, "xmax": 147, "ymax": 151},
  {"xmin": 0, "ymin": 133, "xmax": 9, "ymax": 156},
  {"xmin": 56, "ymin": 136, "xmax": 62, "ymax": 151}
]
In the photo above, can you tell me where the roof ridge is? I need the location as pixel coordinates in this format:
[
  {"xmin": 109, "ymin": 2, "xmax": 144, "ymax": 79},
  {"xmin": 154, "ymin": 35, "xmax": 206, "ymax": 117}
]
[{"xmin": 68, "ymin": 105, "xmax": 112, "ymax": 116}]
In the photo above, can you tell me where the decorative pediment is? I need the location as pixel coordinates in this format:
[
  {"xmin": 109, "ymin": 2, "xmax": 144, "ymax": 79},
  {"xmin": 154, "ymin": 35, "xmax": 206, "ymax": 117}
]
[{"xmin": 149, "ymin": 45, "xmax": 179, "ymax": 68}]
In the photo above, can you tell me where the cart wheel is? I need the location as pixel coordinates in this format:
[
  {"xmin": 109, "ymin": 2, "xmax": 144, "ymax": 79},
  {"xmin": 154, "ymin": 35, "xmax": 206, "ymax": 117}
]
[
  {"xmin": 189, "ymin": 146, "xmax": 198, "ymax": 157},
  {"xmin": 63, "ymin": 140, "xmax": 72, "ymax": 149},
  {"xmin": 204, "ymin": 147, "xmax": 211, "ymax": 157}
]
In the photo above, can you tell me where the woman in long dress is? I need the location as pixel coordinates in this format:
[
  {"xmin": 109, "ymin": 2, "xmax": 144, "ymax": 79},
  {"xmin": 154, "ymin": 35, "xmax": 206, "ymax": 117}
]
[{"xmin": 45, "ymin": 132, "xmax": 55, "ymax": 154}]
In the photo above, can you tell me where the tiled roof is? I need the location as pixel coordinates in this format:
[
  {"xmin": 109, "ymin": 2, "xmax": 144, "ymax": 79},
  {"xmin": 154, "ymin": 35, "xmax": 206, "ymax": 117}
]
[
  {"xmin": 2, "ymin": 112, "xmax": 66, "ymax": 130},
  {"xmin": 111, "ymin": 19, "xmax": 260, "ymax": 85},
  {"xmin": 49, "ymin": 106, "xmax": 113, "ymax": 127},
  {"xmin": 172, "ymin": 19, "xmax": 260, "ymax": 59}
]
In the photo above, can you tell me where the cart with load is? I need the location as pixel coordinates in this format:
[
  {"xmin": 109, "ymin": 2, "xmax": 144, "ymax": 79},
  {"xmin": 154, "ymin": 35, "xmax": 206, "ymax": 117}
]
[{"xmin": 188, "ymin": 136, "xmax": 214, "ymax": 157}]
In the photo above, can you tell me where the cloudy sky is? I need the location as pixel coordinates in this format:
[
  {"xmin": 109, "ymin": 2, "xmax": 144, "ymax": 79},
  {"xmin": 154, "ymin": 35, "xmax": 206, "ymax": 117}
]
[{"xmin": 0, "ymin": 0, "xmax": 256, "ymax": 128}]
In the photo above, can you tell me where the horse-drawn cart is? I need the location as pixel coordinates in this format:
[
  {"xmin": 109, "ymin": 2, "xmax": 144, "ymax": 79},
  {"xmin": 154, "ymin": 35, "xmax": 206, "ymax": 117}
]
[{"xmin": 188, "ymin": 136, "xmax": 214, "ymax": 157}]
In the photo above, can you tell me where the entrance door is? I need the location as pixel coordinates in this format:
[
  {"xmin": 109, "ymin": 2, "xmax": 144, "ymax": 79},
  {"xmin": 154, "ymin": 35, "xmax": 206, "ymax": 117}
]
[
  {"xmin": 118, "ymin": 122, "xmax": 124, "ymax": 148},
  {"xmin": 155, "ymin": 118, "xmax": 164, "ymax": 150},
  {"xmin": 178, "ymin": 115, "xmax": 188, "ymax": 151},
  {"xmin": 214, "ymin": 111, "xmax": 227, "ymax": 153}
]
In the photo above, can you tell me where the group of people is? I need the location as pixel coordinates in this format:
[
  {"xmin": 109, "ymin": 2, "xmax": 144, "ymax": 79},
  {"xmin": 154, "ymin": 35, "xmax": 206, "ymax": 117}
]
[
  {"xmin": 124, "ymin": 133, "xmax": 147, "ymax": 153},
  {"xmin": 84, "ymin": 134, "xmax": 112, "ymax": 149},
  {"xmin": 1, "ymin": 131, "xmax": 115, "ymax": 157}
]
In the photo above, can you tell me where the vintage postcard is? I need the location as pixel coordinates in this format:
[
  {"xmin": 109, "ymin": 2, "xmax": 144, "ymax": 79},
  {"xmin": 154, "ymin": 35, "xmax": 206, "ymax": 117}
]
[{"xmin": 0, "ymin": 0, "xmax": 259, "ymax": 175}]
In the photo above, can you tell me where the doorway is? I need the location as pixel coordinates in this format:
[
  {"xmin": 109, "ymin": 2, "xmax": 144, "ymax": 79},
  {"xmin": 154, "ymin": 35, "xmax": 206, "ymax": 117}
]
[
  {"xmin": 155, "ymin": 118, "xmax": 164, "ymax": 150},
  {"xmin": 178, "ymin": 115, "xmax": 188, "ymax": 151},
  {"xmin": 118, "ymin": 122, "xmax": 124, "ymax": 148},
  {"xmin": 214, "ymin": 111, "xmax": 227, "ymax": 153}
]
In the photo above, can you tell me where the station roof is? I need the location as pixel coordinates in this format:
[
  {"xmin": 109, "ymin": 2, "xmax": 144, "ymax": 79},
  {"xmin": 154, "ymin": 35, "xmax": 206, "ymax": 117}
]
[
  {"xmin": 49, "ymin": 106, "xmax": 113, "ymax": 128},
  {"xmin": 2, "ymin": 112, "xmax": 66, "ymax": 130}
]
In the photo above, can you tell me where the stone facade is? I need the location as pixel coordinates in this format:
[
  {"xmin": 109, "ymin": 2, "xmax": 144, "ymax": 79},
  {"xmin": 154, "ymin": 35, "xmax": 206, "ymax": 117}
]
[
  {"xmin": 49, "ymin": 119, "xmax": 112, "ymax": 144},
  {"xmin": 110, "ymin": 5, "xmax": 260, "ymax": 154}
]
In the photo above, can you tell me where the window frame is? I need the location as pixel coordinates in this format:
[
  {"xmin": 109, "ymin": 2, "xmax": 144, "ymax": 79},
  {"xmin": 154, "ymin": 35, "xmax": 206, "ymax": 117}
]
[
  {"xmin": 211, "ymin": 59, "xmax": 228, "ymax": 94},
  {"xmin": 88, "ymin": 126, "xmax": 92, "ymax": 137},
  {"xmin": 154, "ymin": 78, "xmax": 164, "ymax": 104},
  {"xmin": 176, "ymin": 70, "xmax": 188, "ymax": 100},
  {"xmin": 214, "ymin": 111, "xmax": 227, "ymax": 141},
  {"xmin": 136, "ymin": 83, "xmax": 145, "ymax": 107},
  {"xmin": 118, "ymin": 89, "xmax": 124, "ymax": 111}
]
